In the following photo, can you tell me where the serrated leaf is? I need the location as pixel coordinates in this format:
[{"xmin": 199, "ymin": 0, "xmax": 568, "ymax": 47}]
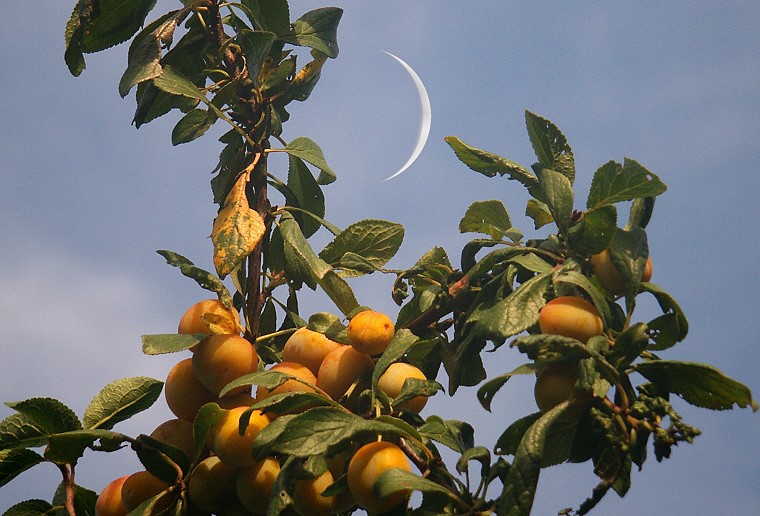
[
  {"xmin": 459, "ymin": 200, "xmax": 512, "ymax": 239},
  {"xmin": 44, "ymin": 429, "xmax": 129, "ymax": 464},
  {"xmin": 524, "ymin": 110, "xmax": 575, "ymax": 183},
  {"xmin": 393, "ymin": 378, "xmax": 443, "ymax": 409},
  {"xmin": 83, "ymin": 377, "xmax": 163, "ymax": 430},
  {"xmin": 494, "ymin": 413, "xmax": 541, "ymax": 456},
  {"xmin": 4, "ymin": 398, "xmax": 82, "ymax": 437},
  {"xmin": 192, "ymin": 403, "xmax": 224, "ymax": 464},
  {"xmin": 280, "ymin": 137, "xmax": 336, "ymax": 184},
  {"xmin": 0, "ymin": 413, "xmax": 48, "ymax": 451},
  {"xmin": 477, "ymin": 364, "xmax": 535, "ymax": 412},
  {"xmin": 568, "ymin": 204, "xmax": 617, "ymax": 255},
  {"xmin": 536, "ymin": 168, "xmax": 574, "ymax": 236},
  {"xmin": 2, "ymin": 499, "xmax": 52, "ymax": 516},
  {"xmin": 212, "ymin": 173, "xmax": 266, "ymax": 278},
  {"xmin": 133, "ymin": 434, "xmax": 187, "ymax": 483},
  {"xmin": 319, "ymin": 219, "xmax": 404, "ymax": 278},
  {"xmin": 0, "ymin": 448, "xmax": 44, "ymax": 488},
  {"xmin": 634, "ymin": 361, "xmax": 758, "ymax": 411},
  {"xmin": 171, "ymin": 108, "xmax": 216, "ymax": 145},
  {"xmin": 141, "ymin": 333, "xmax": 206, "ymax": 355},
  {"xmin": 282, "ymin": 7, "xmax": 343, "ymax": 58},
  {"xmin": 587, "ymin": 159, "xmax": 667, "ymax": 210}
]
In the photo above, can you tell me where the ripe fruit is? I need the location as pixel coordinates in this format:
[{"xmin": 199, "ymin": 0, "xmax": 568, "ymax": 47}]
[
  {"xmin": 236, "ymin": 457, "xmax": 281, "ymax": 514},
  {"xmin": 95, "ymin": 475, "xmax": 128, "ymax": 516},
  {"xmin": 149, "ymin": 418, "xmax": 196, "ymax": 460},
  {"xmin": 538, "ymin": 296, "xmax": 603, "ymax": 343},
  {"xmin": 208, "ymin": 406, "xmax": 270, "ymax": 467},
  {"xmin": 281, "ymin": 327, "xmax": 341, "ymax": 376},
  {"xmin": 216, "ymin": 391, "xmax": 257, "ymax": 410},
  {"xmin": 377, "ymin": 362, "xmax": 429, "ymax": 413},
  {"xmin": 292, "ymin": 469, "xmax": 335, "ymax": 516},
  {"xmin": 256, "ymin": 361, "xmax": 318, "ymax": 400},
  {"xmin": 534, "ymin": 364, "xmax": 584, "ymax": 412},
  {"xmin": 317, "ymin": 345, "xmax": 375, "ymax": 401},
  {"xmin": 590, "ymin": 250, "xmax": 653, "ymax": 295},
  {"xmin": 187, "ymin": 456, "xmax": 238, "ymax": 513},
  {"xmin": 347, "ymin": 310, "xmax": 395, "ymax": 355},
  {"xmin": 178, "ymin": 298, "xmax": 240, "ymax": 336},
  {"xmin": 192, "ymin": 334, "xmax": 259, "ymax": 396},
  {"xmin": 120, "ymin": 471, "xmax": 171, "ymax": 513},
  {"xmin": 164, "ymin": 358, "xmax": 216, "ymax": 420},
  {"xmin": 347, "ymin": 440, "xmax": 412, "ymax": 514}
]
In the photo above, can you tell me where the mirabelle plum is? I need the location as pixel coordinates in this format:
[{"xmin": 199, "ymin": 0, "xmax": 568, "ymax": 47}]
[
  {"xmin": 164, "ymin": 358, "xmax": 216, "ymax": 420},
  {"xmin": 256, "ymin": 361, "xmax": 317, "ymax": 400},
  {"xmin": 292, "ymin": 469, "xmax": 335, "ymax": 516},
  {"xmin": 534, "ymin": 364, "xmax": 584, "ymax": 412},
  {"xmin": 377, "ymin": 362, "xmax": 429, "ymax": 413},
  {"xmin": 538, "ymin": 296, "xmax": 603, "ymax": 343},
  {"xmin": 120, "ymin": 471, "xmax": 172, "ymax": 513},
  {"xmin": 192, "ymin": 334, "xmax": 258, "ymax": 396},
  {"xmin": 236, "ymin": 457, "xmax": 281, "ymax": 514},
  {"xmin": 316, "ymin": 345, "xmax": 375, "ymax": 401},
  {"xmin": 149, "ymin": 418, "xmax": 196, "ymax": 460},
  {"xmin": 590, "ymin": 250, "xmax": 653, "ymax": 295},
  {"xmin": 216, "ymin": 391, "xmax": 257, "ymax": 410},
  {"xmin": 347, "ymin": 440, "xmax": 412, "ymax": 514},
  {"xmin": 347, "ymin": 310, "xmax": 395, "ymax": 355},
  {"xmin": 326, "ymin": 452, "xmax": 357, "ymax": 512},
  {"xmin": 178, "ymin": 298, "xmax": 240, "ymax": 336},
  {"xmin": 95, "ymin": 475, "xmax": 128, "ymax": 516},
  {"xmin": 187, "ymin": 456, "xmax": 238, "ymax": 513},
  {"xmin": 208, "ymin": 406, "xmax": 270, "ymax": 467},
  {"xmin": 282, "ymin": 327, "xmax": 342, "ymax": 376}
]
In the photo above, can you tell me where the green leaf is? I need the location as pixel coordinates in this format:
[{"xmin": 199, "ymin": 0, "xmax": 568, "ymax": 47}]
[
  {"xmin": 606, "ymin": 322, "xmax": 650, "ymax": 370},
  {"xmin": 607, "ymin": 227, "xmax": 649, "ymax": 304},
  {"xmin": 171, "ymin": 108, "xmax": 216, "ymax": 145},
  {"xmin": 459, "ymin": 200, "xmax": 512, "ymax": 239},
  {"xmin": 153, "ymin": 66, "xmax": 205, "ymax": 100},
  {"xmin": 44, "ymin": 429, "xmax": 129, "ymax": 464},
  {"xmin": 0, "ymin": 413, "xmax": 48, "ymax": 451},
  {"xmin": 393, "ymin": 378, "xmax": 443, "ymax": 410},
  {"xmin": 524, "ymin": 110, "xmax": 575, "ymax": 184},
  {"xmin": 83, "ymin": 377, "xmax": 164, "ymax": 430},
  {"xmin": 567, "ymin": 204, "xmax": 617, "ymax": 255},
  {"xmin": 633, "ymin": 361, "xmax": 758, "ymax": 411},
  {"xmin": 141, "ymin": 333, "xmax": 205, "ymax": 355},
  {"xmin": 2, "ymin": 499, "xmax": 53, "ymax": 516},
  {"xmin": 375, "ymin": 468, "xmax": 462, "ymax": 506},
  {"xmin": 445, "ymin": 136, "xmax": 540, "ymax": 196},
  {"xmin": 639, "ymin": 282, "xmax": 689, "ymax": 343},
  {"xmin": 156, "ymin": 250, "xmax": 234, "ymax": 306},
  {"xmin": 287, "ymin": 155, "xmax": 325, "ymax": 238},
  {"xmin": 494, "ymin": 412, "xmax": 541, "ymax": 456},
  {"xmin": 4, "ymin": 398, "xmax": 81, "ymax": 436},
  {"xmin": 476, "ymin": 364, "xmax": 535, "ymax": 412},
  {"xmin": 536, "ymin": 168, "xmax": 574, "ymax": 236},
  {"xmin": 319, "ymin": 219, "xmax": 404, "ymax": 278},
  {"xmin": 418, "ymin": 416, "xmax": 474, "ymax": 454},
  {"xmin": 280, "ymin": 137, "xmax": 336, "ymax": 184},
  {"xmin": 627, "ymin": 195, "xmax": 656, "ymax": 230},
  {"xmin": 283, "ymin": 7, "xmax": 343, "ymax": 58},
  {"xmin": 192, "ymin": 403, "xmax": 224, "ymax": 464},
  {"xmin": 133, "ymin": 434, "xmax": 187, "ymax": 483},
  {"xmin": 587, "ymin": 159, "xmax": 667, "ymax": 210},
  {"xmin": 249, "ymin": 391, "xmax": 339, "ymax": 418},
  {"xmin": 52, "ymin": 481, "xmax": 98, "ymax": 516},
  {"xmin": 238, "ymin": 29, "xmax": 277, "ymax": 85},
  {"xmin": 242, "ymin": 0, "xmax": 290, "ymax": 34},
  {"xmin": 64, "ymin": 0, "xmax": 159, "ymax": 76},
  {"xmin": 525, "ymin": 199, "xmax": 554, "ymax": 229},
  {"xmin": 0, "ymin": 448, "xmax": 44, "ymax": 488},
  {"xmin": 372, "ymin": 330, "xmax": 420, "ymax": 389}
]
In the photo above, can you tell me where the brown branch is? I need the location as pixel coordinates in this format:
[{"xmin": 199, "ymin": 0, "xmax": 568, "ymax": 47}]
[
  {"xmin": 57, "ymin": 464, "xmax": 76, "ymax": 516},
  {"xmin": 404, "ymin": 274, "xmax": 470, "ymax": 336}
]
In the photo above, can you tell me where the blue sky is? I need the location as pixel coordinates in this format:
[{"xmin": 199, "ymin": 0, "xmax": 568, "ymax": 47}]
[{"xmin": 1, "ymin": 1, "xmax": 759, "ymax": 514}]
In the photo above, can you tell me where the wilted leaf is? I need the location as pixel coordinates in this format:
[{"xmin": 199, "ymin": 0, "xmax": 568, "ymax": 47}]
[
  {"xmin": 141, "ymin": 333, "xmax": 206, "ymax": 355},
  {"xmin": 212, "ymin": 173, "xmax": 266, "ymax": 279},
  {"xmin": 156, "ymin": 250, "xmax": 234, "ymax": 305}
]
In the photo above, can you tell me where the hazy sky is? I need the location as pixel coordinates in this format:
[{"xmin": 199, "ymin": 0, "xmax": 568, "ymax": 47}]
[{"xmin": 1, "ymin": 1, "xmax": 759, "ymax": 514}]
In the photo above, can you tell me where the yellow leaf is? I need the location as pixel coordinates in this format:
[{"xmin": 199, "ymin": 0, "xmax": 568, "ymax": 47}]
[{"xmin": 212, "ymin": 174, "xmax": 266, "ymax": 278}]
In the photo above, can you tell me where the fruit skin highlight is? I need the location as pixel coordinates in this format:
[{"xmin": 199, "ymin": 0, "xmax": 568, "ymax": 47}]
[
  {"xmin": 281, "ymin": 327, "xmax": 342, "ymax": 376},
  {"xmin": 192, "ymin": 334, "xmax": 258, "ymax": 396},
  {"xmin": 208, "ymin": 406, "xmax": 270, "ymax": 467},
  {"xmin": 538, "ymin": 296, "xmax": 603, "ymax": 343},
  {"xmin": 347, "ymin": 310, "xmax": 395, "ymax": 355},
  {"xmin": 377, "ymin": 362, "xmax": 429, "ymax": 413},
  {"xmin": 178, "ymin": 298, "xmax": 240, "ymax": 336},
  {"xmin": 317, "ymin": 345, "xmax": 375, "ymax": 401},
  {"xmin": 95, "ymin": 475, "xmax": 129, "ymax": 516},
  {"xmin": 347, "ymin": 440, "xmax": 412, "ymax": 514},
  {"xmin": 590, "ymin": 250, "xmax": 653, "ymax": 295},
  {"xmin": 534, "ymin": 364, "xmax": 584, "ymax": 412}
]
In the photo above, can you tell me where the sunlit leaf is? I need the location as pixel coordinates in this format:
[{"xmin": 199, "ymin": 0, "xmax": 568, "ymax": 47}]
[
  {"xmin": 283, "ymin": 7, "xmax": 343, "ymax": 58},
  {"xmin": 83, "ymin": 377, "xmax": 164, "ymax": 430}
]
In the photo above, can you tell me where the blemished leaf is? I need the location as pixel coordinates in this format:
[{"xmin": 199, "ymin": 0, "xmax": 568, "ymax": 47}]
[
  {"xmin": 633, "ymin": 361, "xmax": 758, "ymax": 412},
  {"xmin": 568, "ymin": 204, "xmax": 617, "ymax": 256},
  {"xmin": 212, "ymin": 173, "xmax": 266, "ymax": 278},
  {"xmin": 83, "ymin": 377, "xmax": 164, "ymax": 430},
  {"xmin": 4, "ymin": 398, "xmax": 81, "ymax": 436},
  {"xmin": 587, "ymin": 159, "xmax": 667, "ymax": 210},
  {"xmin": 156, "ymin": 249, "xmax": 234, "ymax": 305},
  {"xmin": 141, "ymin": 333, "xmax": 206, "ymax": 355},
  {"xmin": 287, "ymin": 155, "xmax": 325, "ymax": 238},
  {"xmin": 242, "ymin": 0, "xmax": 290, "ymax": 34},
  {"xmin": 640, "ymin": 282, "xmax": 689, "ymax": 343},
  {"xmin": 44, "ymin": 429, "xmax": 130, "ymax": 464},
  {"xmin": 65, "ymin": 0, "xmax": 159, "ymax": 76},
  {"xmin": 280, "ymin": 137, "xmax": 336, "ymax": 184},
  {"xmin": 477, "ymin": 364, "xmax": 535, "ymax": 412},
  {"xmin": 536, "ymin": 168, "xmax": 574, "ymax": 236},
  {"xmin": 375, "ymin": 468, "xmax": 462, "ymax": 505},
  {"xmin": 171, "ymin": 108, "xmax": 216, "ymax": 145},
  {"xmin": 524, "ymin": 110, "xmax": 575, "ymax": 184},
  {"xmin": 445, "ymin": 136, "xmax": 540, "ymax": 196},
  {"xmin": 459, "ymin": 200, "xmax": 512, "ymax": 239},
  {"xmin": 0, "ymin": 448, "xmax": 44, "ymax": 488},
  {"xmin": 2, "ymin": 498, "xmax": 52, "ymax": 516},
  {"xmin": 283, "ymin": 7, "xmax": 343, "ymax": 58},
  {"xmin": 319, "ymin": 219, "xmax": 404, "ymax": 278}
]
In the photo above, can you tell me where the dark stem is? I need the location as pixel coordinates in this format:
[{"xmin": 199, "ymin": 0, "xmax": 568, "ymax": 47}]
[
  {"xmin": 58, "ymin": 464, "xmax": 76, "ymax": 516},
  {"xmin": 246, "ymin": 155, "xmax": 269, "ymax": 339}
]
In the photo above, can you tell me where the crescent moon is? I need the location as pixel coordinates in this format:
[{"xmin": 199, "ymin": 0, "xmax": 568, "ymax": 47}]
[{"xmin": 382, "ymin": 51, "xmax": 432, "ymax": 181}]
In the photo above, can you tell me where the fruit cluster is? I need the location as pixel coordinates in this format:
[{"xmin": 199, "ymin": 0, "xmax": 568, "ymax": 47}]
[{"xmin": 95, "ymin": 302, "xmax": 430, "ymax": 515}]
